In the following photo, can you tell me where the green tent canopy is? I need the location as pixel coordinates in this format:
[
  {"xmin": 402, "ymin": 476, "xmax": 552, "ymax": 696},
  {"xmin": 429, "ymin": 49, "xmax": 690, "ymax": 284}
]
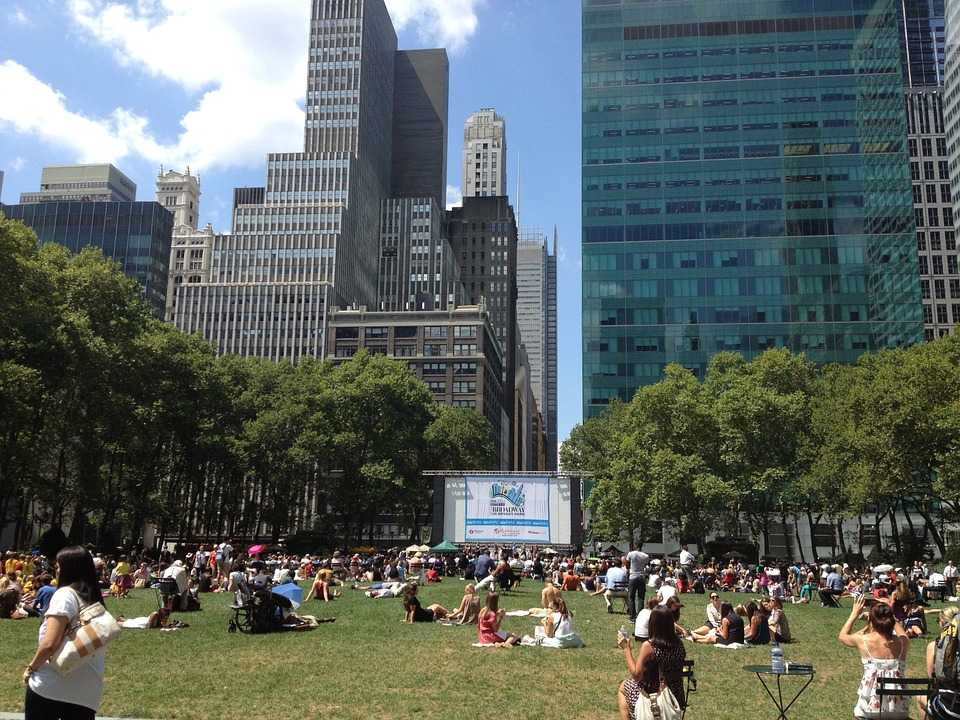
[{"xmin": 431, "ymin": 540, "xmax": 459, "ymax": 553}]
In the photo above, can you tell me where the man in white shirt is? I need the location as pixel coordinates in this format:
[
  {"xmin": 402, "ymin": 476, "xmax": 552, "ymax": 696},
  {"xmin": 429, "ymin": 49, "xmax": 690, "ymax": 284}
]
[
  {"xmin": 944, "ymin": 560, "xmax": 958, "ymax": 596},
  {"xmin": 162, "ymin": 560, "xmax": 189, "ymax": 610},
  {"xmin": 679, "ymin": 545, "xmax": 695, "ymax": 574},
  {"xmin": 626, "ymin": 547, "xmax": 650, "ymax": 620},
  {"xmin": 604, "ymin": 558, "xmax": 629, "ymax": 613},
  {"xmin": 657, "ymin": 579, "xmax": 678, "ymax": 605}
]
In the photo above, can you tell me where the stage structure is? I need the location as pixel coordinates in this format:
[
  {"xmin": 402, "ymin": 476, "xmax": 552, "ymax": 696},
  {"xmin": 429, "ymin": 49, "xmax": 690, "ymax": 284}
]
[{"xmin": 427, "ymin": 472, "xmax": 584, "ymax": 547}]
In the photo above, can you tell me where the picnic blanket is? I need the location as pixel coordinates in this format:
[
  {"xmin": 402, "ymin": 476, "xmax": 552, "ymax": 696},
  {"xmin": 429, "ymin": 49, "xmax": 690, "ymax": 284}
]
[
  {"xmin": 472, "ymin": 642, "xmax": 499, "ymax": 648},
  {"xmin": 505, "ymin": 610, "xmax": 530, "ymax": 617},
  {"xmin": 713, "ymin": 642, "xmax": 748, "ymax": 649}
]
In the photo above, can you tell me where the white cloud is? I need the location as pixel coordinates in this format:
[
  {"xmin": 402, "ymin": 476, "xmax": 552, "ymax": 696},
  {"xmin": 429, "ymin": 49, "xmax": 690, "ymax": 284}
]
[
  {"xmin": 445, "ymin": 184, "xmax": 462, "ymax": 211},
  {"xmin": 0, "ymin": 60, "xmax": 161, "ymax": 164},
  {"xmin": 386, "ymin": 0, "xmax": 481, "ymax": 53},
  {"xmin": 10, "ymin": 157, "xmax": 26, "ymax": 172},
  {"xmin": 0, "ymin": 0, "xmax": 480, "ymax": 173},
  {"xmin": 11, "ymin": 7, "xmax": 30, "ymax": 25}
]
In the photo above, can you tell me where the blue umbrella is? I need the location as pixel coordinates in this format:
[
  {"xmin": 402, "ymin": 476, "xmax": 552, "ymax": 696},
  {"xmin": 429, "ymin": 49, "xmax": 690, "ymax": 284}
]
[{"xmin": 271, "ymin": 582, "xmax": 303, "ymax": 610}]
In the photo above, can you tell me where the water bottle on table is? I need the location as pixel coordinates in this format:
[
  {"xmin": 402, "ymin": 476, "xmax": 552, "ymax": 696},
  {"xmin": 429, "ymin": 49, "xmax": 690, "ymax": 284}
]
[{"xmin": 771, "ymin": 641, "xmax": 785, "ymax": 673}]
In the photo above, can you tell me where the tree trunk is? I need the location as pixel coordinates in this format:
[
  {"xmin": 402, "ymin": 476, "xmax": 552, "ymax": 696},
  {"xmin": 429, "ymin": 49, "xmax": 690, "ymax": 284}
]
[
  {"xmin": 888, "ymin": 507, "xmax": 903, "ymax": 557},
  {"xmin": 916, "ymin": 507, "xmax": 947, "ymax": 556},
  {"xmin": 793, "ymin": 513, "xmax": 806, "ymax": 563},
  {"xmin": 835, "ymin": 517, "xmax": 848, "ymax": 557}
]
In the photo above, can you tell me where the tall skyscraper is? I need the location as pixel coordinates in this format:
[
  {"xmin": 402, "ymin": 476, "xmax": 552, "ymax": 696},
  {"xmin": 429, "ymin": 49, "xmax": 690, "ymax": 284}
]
[
  {"xmin": 156, "ymin": 167, "xmax": 201, "ymax": 230},
  {"xmin": 172, "ymin": 0, "xmax": 422, "ymax": 361},
  {"xmin": 19, "ymin": 164, "xmax": 136, "ymax": 204},
  {"xmin": 582, "ymin": 0, "xmax": 923, "ymax": 417},
  {"xmin": 391, "ymin": 50, "xmax": 449, "ymax": 205},
  {"xmin": 517, "ymin": 227, "xmax": 558, "ymax": 470},
  {"xmin": 377, "ymin": 196, "xmax": 462, "ymax": 311},
  {"xmin": 462, "ymin": 109, "xmax": 507, "ymax": 198},
  {"xmin": 947, "ymin": 0, "xmax": 960, "ymax": 238},
  {"xmin": 545, "ymin": 229, "xmax": 558, "ymax": 469},
  {"xmin": 446, "ymin": 196, "xmax": 518, "ymax": 460},
  {"xmin": 0, "ymin": 170, "xmax": 4, "ymax": 203},
  {"xmin": 901, "ymin": 0, "xmax": 946, "ymax": 86}
]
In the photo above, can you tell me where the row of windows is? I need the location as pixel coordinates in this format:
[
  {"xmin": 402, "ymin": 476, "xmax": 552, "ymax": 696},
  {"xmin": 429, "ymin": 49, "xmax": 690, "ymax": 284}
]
[
  {"xmin": 585, "ymin": 90, "xmax": 901, "ymax": 113},
  {"xmin": 584, "ymin": 64, "xmax": 897, "ymax": 88},
  {"xmin": 923, "ymin": 304, "xmax": 960, "ymax": 325},
  {"xmin": 585, "ymin": 42, "xmax": 867, "ymax": 65},
  {"xmin": 921, "ymin": 279, "xmax": 960, "ymax": 300},
  {"xmin": 584, "ymin": 246, "xmax": 868, "ymax": 271},
  {"xmin": 918, "ymin": 256, "xmax": 960, "ymax": 274},
  {"xmin": 582, "ymin": 216, "xmax": 913, "ymax": 243},
  {"xmin": 587, "ymin": 333, "xmax": 873, "ymax": 366},
  {"xmin": 584, "ymin": 116, "xmax": 870, "ymax": 137},
  {"xmin": 603, "ymin": 14, "xmax": 895, "ymax": 41},
  {"xmin": 585, "ymin": 194, "xmax": 898, "ymax": 217},
  {"xmin": 587, "ymin": 304, "xmax": 875, "ymax": 327},
  {"xmin": 584, "ymin": 140, "xmax": 902, "ymax": 165},
  {"xmin": 585, "ymin": 274, "xmax": 878, "ymax": 299}
]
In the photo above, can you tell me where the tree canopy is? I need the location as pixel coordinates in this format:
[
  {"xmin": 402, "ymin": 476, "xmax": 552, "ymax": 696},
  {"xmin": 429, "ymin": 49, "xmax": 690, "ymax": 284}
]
[
  {"xmin": 0, "ymin": 213, "xmax": 497, "ymax": 549},
  {"xmin": 565, "ymin": 342, "xmax": 960, "ymax": 563}
]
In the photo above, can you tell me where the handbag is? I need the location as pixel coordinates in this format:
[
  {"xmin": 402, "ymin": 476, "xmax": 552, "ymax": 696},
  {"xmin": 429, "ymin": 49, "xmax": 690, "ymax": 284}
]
[
  {"xmin": 634, "ymin": 684, "xmax": 682, "ymax": 720},
  {"xmin": 52, "ymin": 588, "xmax": 121, "ymax": 675}
]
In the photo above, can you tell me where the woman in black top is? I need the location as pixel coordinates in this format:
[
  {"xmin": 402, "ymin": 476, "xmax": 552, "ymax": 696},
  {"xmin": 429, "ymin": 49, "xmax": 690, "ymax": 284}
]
[
  {"xmin": 617, "ymin": 606, "xmax": 686, "ymax": 720},
  {"xmin": 743, "ymin": 601, "xmax": 770, "ymax": 645},
  {"xmin": 718, "ymin": 602, "xmax": 745, "ymax": 645},
  {"xmin": 401, "ymin": 584, "xmax": 450, "ymax": 623}
]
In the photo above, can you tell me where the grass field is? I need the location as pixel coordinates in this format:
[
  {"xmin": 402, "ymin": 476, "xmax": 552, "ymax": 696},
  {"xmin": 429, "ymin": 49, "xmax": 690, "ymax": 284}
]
[{"xmin": 0, "ymin": 580, "xmax": 947, "ymax": 719}]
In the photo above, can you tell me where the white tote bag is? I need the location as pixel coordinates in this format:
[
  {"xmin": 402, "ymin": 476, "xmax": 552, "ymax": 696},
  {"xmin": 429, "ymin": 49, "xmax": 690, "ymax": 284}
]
[
  {"xmin": 53, "ymin": 589, "xmax": 121, "ymax": 675},
  {"xmin": 634, "ymin": 686, "xmax": 682, "ymax": 720}
]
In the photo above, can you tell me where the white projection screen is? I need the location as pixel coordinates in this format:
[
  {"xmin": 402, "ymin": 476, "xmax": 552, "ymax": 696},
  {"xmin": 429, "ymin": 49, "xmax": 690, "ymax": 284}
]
[{"xmin": 430, "ymin": 473, "xmax": 580, "ymax": 546}]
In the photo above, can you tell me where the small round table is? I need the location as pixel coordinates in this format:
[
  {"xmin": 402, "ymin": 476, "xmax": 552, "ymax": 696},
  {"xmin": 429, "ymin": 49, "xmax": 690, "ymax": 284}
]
[{"xmin": 743, "ymin": 665, "xmax": 815, "ymax": 719}]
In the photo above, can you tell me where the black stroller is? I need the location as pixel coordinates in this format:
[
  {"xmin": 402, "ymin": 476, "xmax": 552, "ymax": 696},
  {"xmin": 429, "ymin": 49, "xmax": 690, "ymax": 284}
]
[{"xmin": 229, "ymin": 583, "xmax": 291, "ymax": 634}]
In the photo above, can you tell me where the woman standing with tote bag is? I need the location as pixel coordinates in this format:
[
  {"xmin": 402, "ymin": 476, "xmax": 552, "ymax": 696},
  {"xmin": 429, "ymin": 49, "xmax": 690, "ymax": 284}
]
[{"xmin": 22, "ymin": 546, "xmax": 109, "ymax": 720}]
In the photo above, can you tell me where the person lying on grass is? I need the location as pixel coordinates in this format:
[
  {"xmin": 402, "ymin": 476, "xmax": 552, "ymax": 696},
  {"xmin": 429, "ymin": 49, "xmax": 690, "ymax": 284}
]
[
  {"xmin": 476, "ymin": 592, "xmax": 519, "ymax": 647},
  {"xmin": 402, "ymin": 582, "xmax": 451, "ymax": 623}
]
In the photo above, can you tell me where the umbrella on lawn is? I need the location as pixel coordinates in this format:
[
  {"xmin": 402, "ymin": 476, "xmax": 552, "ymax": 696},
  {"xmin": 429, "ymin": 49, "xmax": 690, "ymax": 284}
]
[
  {"xmin": 417, "ymin": 544, "xmax": 431, "ymax": 553},
  {"xmin": 405, "ymin": 544, "xmax": 420, "ymax": 554},
  {"xmin": 872, "ymin": 563, "xmax": 894, "ymax": 574},
  {"xmin": 431, "ymin": 540, "xmax": 459, "ymax": 553},
  {"xmin": 540, "ymin": 548, "xmax": 558, "ymax": 556},
  {"xmin": 248, "ymin": 544, "xmax": 267, "ymax": 556},
  {"xmin": 271, "ymin": 582, "xmax": 303, "ymax": 610}
]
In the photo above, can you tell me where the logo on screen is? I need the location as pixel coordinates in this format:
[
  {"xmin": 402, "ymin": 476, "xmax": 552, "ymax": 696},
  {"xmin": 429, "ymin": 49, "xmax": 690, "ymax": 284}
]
[{"xmin": 490, "ymin": 482, "xmax": 525, "ymax": 509}]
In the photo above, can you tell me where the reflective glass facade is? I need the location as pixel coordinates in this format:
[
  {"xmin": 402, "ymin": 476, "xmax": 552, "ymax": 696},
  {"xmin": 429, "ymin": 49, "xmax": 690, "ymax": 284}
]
[
  {"xmin": 582, "ymin": 0, "xmax": 924, "ymax": 417},
  {"xmin": 2, "ymin": 201, "xmax": 172, "ymax": 317}
]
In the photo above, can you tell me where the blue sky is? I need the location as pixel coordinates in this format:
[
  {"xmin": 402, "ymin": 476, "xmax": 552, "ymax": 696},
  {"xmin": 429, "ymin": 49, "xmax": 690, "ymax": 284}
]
[{"xmin": 0, "ymin": 0, "xmax": 584, "ymax": 443}]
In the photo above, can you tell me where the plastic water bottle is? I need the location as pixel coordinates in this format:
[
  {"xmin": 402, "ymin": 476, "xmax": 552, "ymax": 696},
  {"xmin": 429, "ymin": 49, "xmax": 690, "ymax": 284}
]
[{"xmin": 771, "ymin": 641, "xmax": 785, "ymax": 674}]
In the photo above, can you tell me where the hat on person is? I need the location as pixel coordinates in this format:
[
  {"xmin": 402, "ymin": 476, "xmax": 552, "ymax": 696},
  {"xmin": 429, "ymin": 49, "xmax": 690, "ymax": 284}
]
[{"xmin": 173, "ymin": 560, "xmax": 184, "ymax": 567}]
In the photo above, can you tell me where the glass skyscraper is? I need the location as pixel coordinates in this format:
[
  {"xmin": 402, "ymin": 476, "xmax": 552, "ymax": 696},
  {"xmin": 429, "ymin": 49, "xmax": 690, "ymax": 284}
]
[{"xmin": 582, "ymin": 0, "xmax": 924, "ymax": 417}]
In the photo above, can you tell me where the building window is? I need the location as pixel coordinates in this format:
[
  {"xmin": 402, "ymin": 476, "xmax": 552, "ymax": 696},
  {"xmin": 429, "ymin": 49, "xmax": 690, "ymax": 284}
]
[
  {"xmin": 423, "ymin": 343, "xmax": 446, "ymax": 356},
  {"xmin": 453, "ymin": 381, "xmax": 476, "ymax": 394},
  {"xmin": 365, "ymin": 327, "xmax": 388, "ymax": 339},
  {"xmin": 424, "ymin": 326, "xmax": 447, "ymax": 338}
]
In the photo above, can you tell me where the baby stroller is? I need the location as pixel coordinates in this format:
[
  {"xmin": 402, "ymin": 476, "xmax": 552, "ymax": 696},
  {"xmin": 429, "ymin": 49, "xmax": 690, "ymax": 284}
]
[{"xmin": 229, "ymin": 583, "xmax": 291, "ymax": 634}]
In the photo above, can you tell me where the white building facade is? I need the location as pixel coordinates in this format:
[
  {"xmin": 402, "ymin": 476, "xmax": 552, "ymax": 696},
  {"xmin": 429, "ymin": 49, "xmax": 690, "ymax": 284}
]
[{"xmin": 462, "ymin": 109, "xmax": 507, "ymax": 198}]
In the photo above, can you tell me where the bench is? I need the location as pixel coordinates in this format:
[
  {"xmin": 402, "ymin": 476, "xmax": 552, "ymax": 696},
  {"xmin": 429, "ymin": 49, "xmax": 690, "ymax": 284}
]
[{"xmin": 877, "ymin": 677, "xmax": 931, "ymax": 719}]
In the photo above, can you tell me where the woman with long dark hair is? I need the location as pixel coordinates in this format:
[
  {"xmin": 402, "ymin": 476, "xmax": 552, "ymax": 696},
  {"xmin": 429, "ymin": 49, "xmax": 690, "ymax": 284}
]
[
  {"xmin": 839, "ymin": 596, "xmax": 910, "ymax": 719},
  {"xmin": 22, "ymin": 546, "xmax": 107, "ymax": 719},
  {"xmin": 617, "ymin": 606, "xmax": 686, "ymax": 719}
]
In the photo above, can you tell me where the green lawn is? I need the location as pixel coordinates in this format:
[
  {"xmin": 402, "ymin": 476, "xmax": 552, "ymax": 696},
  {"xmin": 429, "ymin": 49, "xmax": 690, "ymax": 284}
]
[{"xmin": 0, "ymin": 581, "xmax": 946, "ymax": 719}]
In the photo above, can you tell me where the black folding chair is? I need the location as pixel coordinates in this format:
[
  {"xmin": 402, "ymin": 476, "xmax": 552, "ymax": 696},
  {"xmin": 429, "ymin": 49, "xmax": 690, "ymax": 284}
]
[
  {"xmin": 877, "ymin": 677, "xmax": 931, "ymax": 719},
  {"xmin": 681, "ymin": 659, "xmax": 697, "ymax": 719}
]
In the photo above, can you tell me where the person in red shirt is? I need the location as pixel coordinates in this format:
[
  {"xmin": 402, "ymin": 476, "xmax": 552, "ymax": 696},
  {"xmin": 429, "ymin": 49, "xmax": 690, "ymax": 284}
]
[{"xmin": 561, "ymin": 569, "xmax": 581, "ymax": 592}]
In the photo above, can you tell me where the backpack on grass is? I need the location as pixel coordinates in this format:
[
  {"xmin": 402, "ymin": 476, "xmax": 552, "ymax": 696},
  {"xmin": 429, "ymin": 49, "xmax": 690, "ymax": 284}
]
[{"xmin": 934, "ymin": 618, "xmax": 960, "ymax": 689}]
